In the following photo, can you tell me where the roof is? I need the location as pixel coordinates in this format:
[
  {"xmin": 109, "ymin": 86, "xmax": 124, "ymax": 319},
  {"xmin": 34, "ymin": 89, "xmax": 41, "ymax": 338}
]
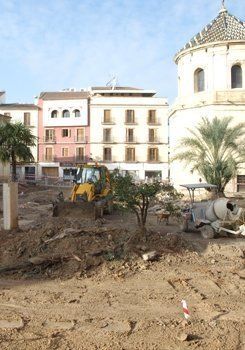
[
  {"xmin": 39, "ymin": 91, "xmax": 90, "ymax": 100},
  {"xmin": 180, "ymin": 183, "xmax": 217, "ymax": 190},
  {"xmin": 0, "ymin": 103, "xmax": 39, "ymax": 110},
  {"xmin": 91, "ymin": 86, "xmax": 142, "ymax": 91},
  {"xmin": 177, "ymin": 7, "xmax": 245, "ymax": 55},
  {"xmin": 91, "ymin": 86, "xmax": 156, "ymax": 97}
]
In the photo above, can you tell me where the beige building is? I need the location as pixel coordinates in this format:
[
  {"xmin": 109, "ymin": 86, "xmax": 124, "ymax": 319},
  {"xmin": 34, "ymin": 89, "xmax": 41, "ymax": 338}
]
[
  {"xmin": 169, "ymin": 4, "xmax": 245, "ymax": 193},
  {"xmin": 0, "ymin": 94, "xmax": 39, "ymax": 180},
  {"xmin": 90, "ymin": 87, "xmax": 169, "ymax": 180},
  {"xmin": 0, "ymin": 109, "xmax": 10, "ymax": 180}
]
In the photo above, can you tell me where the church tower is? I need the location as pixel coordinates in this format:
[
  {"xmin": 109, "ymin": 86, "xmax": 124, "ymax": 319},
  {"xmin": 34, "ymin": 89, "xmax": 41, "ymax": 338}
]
[{"xmin": 169, "ymin": 3, "xmax": 245, "ymax": 193}]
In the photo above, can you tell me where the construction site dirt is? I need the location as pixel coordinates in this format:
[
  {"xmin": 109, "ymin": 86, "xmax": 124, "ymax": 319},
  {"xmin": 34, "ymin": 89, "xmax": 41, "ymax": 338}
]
[{"xmin": 0, "ymin": 185, "xmax": 244, "ymax": 350}]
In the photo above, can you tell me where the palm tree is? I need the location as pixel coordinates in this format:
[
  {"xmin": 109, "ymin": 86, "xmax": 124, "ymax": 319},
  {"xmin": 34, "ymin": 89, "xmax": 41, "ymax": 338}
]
[
  {"xmin": 0, "ymin": 122, "xmax": 37, "ymax": 181},
  {"xmin": 173, "ymin": 116, "xmax": 245, "ymax": 194}
]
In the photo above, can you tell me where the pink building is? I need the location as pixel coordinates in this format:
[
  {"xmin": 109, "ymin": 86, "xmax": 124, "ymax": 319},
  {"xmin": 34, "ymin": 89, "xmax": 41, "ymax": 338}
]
[{"xmin": 38, "ymin": 91, "xmax": 90, "ymax": 179}]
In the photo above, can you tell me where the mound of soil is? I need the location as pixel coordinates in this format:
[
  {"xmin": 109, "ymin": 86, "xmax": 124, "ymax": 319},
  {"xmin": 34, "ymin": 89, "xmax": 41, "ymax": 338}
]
[{"xmin": 0, "ymin": 217, "xmax": 194, "ymax": 279}]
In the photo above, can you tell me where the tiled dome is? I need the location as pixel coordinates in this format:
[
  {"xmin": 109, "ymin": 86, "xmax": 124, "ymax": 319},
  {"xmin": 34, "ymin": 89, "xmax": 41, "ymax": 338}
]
[{"xmin": 178, "ymin": 7, "xmax": 245, "ymax": 53}]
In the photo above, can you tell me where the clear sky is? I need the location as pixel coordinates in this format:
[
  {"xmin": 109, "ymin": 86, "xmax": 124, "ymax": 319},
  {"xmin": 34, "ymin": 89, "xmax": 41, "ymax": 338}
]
[{"xmin": 0, "ymin": 0, "xmax": 244, "ymax": 104}]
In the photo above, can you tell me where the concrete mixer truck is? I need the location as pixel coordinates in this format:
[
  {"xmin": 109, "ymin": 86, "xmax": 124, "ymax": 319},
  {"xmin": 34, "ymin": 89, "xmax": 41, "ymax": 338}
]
[{"xmin": 180, "ymin": 183, "xmax": 245, "ymax": 239}]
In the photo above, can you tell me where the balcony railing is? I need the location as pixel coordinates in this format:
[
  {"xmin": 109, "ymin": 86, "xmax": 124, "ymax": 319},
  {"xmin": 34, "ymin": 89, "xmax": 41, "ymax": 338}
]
[
  {"xmin": 125, "ymin": 158, "xmax": 136, "ymax": 162},
  {"xmin": 148, "ymin": 138, "xmax": 162, "ymax": 144},
  {"xmin": 102, "ymin": 137, "xmax": 114, "ymax": 143},
  {"xmin": 74, "ymin": 136, "xmax": 88, "ymax": 143},
  {"xmin": 147, "ymin": 119, "xmax": 161, "ymax": 126},
  {"xmin": 125, "ymin": 137, "xmax": 137, "ymax": 143},
  {"xmin": 124, "ymin": 120, "xmax": 137, "ymax": 125},
  {"xmin": 43, "ymin": 155, "xmax": 55, "ymax": 162},
  {"xmin": 147, "ymin": 157, "xmax": 160, "ymax": 163},
  {"xmin": 42, "ymin": 155, "xmax": 89, "ymax": 163},
  {"xmin": 43, "ymin": 136, "xmax": 56, "ymax": 143},
  {"xmin": 102, "ymin": 120, "xmax": 115, "ymax": 125}
]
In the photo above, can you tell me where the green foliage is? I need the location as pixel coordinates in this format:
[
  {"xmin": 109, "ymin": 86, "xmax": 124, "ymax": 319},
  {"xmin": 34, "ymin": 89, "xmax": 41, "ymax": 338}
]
[
  {"xmin": 0, "ymin": 122, "xmax": 37, "ymax": 180},
  {"xmin": 156, "ymin": 184, "xmax": 184, "ymax": 217},
  {"xmin": 111, "ymin": 171, "xmax": 162, "ymax": 229},
  {"xmin": 174, "ymin": 117, "xmax": 245, "ymax": 193}
]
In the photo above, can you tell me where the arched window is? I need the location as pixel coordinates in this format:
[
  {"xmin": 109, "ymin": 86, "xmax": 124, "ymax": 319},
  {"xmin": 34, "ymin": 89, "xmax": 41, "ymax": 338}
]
[
  {"xmin": 231, "ymin": 65, "xmax": 242, "ymax": 89},
  {"xmin": 194, "ymin": 68, "xmax": 205, "ymax": 92},
  {"xmin": 73, "ymin": 109, "xmax": 80, "ymax": 118},
  {"xmin": 62, "ymin": 109, "xmax": 70, "ymax": 118},
  {"xmin": 51, "ymin": 110, "xmax": 58, "ymax": 118}
]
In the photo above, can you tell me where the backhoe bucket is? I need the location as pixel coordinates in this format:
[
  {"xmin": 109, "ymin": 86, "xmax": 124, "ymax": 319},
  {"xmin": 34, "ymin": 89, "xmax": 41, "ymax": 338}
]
[{"xmin": 52, "ymin": 201, "xmax": 103, "ymax": 220}]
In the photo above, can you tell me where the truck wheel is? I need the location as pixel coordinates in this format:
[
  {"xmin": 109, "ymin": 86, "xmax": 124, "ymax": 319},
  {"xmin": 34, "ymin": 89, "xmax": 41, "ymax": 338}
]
[{"xmin": 201, "ymin": 225, "xmax": 215, "ymax": 239}]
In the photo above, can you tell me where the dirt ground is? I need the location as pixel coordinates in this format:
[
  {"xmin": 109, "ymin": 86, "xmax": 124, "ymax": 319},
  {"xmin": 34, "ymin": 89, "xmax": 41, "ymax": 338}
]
[{"xmin": 0, "ymin": 184, "xmax": 244, "ymax": 350}]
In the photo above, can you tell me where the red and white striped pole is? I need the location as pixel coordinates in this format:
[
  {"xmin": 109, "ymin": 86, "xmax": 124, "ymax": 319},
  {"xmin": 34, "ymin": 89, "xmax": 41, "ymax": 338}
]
[{"xmin": 181, "ymin": 300, "xmax": 190, "ymax": 320}]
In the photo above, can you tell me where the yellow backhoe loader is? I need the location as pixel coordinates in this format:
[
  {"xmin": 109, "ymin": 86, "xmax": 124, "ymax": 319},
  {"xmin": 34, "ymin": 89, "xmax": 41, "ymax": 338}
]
[{"xmin": 52, "ymin": 163, "xmax": 113, "ymax": 220}]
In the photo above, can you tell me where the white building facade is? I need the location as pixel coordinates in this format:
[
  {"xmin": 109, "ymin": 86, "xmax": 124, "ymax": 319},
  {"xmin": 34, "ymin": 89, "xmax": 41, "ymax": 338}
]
[
  {"xmin": 0, "ymin": 110, "xmax": 10, "ymax": 180},
  {"xmin": 0, "ymin": 95, "xmax": 39, "ymax": 180},
  {"xmin": 90, "ymin": 87, "xmax": 169, "ymax": 180},
  {"xmin": 169, "ymin": 5, "xmax": 245, "ymax": 193}
]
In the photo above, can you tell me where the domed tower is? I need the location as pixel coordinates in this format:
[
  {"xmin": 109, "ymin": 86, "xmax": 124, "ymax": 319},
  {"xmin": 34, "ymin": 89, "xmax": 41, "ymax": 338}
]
[{"xmin": 169, "ymin": 2, "xmax": 245, "ymax": 193}]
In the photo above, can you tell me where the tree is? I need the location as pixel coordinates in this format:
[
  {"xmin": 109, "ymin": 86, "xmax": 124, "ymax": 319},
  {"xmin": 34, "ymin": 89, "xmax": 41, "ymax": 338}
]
[
  {"xmin": 174, "ymin": 117, "xmax": 245, "ymax": 193},
  {"xmin": 0, "ymin": 122, "xmax": 37, "ymax": 181},
  {"xmin": 111, "ymin": 171, "xmax": 162, "ymax": 232}
]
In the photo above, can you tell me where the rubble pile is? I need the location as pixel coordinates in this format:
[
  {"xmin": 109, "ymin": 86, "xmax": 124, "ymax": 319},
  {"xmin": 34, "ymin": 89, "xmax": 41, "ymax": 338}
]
[{"xmin": 0, "ymin": 217, "xmax": 194, "ymax": 279}]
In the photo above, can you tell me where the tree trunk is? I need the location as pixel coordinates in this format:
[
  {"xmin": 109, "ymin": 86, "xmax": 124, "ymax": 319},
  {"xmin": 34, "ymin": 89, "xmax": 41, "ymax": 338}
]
[{"xmin": 11, "ymin": 152, "xmax": 17, "ymax": 182}]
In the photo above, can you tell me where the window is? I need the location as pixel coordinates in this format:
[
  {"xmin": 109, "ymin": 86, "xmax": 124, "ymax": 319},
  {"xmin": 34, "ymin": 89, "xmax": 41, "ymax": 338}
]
[
  {"xmin": 231, "ymin": 65, "xmax": 242, "ymax": 89},
  {"xmin": 126, "ymin": 128, "xmax": 134, "ymax": 142},
  {"xmin": 103, "ymin": 128, "xmax": 111, "ymax": 142},
  {"xmin": 24, "ymin": 112, "xmax": 31, "ymax": 126},
  {"xmin": 76, "ymin": 128, "xmax": 85, "ymax": 142},
  {"xmin": 149, "ymin": 129, "xmax": 157, "ymax": 142},
  {"xmin": 125, "ymin": 148, "xmax": 135, "ymax": 162},
  {"xmin": 73, "ymin": 109, "xmax": 80, "ymax": 118},
  {"xmin": 45, "ymin": 129, "xmax": 55, "ymax": 142},
  {"xmin": 51, "ymin": 110, "xmax": 58, "ymax": 118},
  {"xmin": 62, "ymin": 109, "xmax": 70, "ymax": 118},
  {"xmin": 62, "ymin": 148, "xmax": 69, "ymax": 157},
  {"xmin": 103, "ymin": 110, "xmax": 111, "ymax": 123},
  {"xmin": 76, "ymin": 147, "xmax": 85, "ymax": 161},
  {"xmin": 125, "ymin": 110, "xmax": 135, "ymax": 123},
  {"xmin": 45, "ymin": 147, "xmax": 53, "ymax": 161},
  {"xmin": 103, "ymin": 147, "xmax": 112, "ymax": 161},
  {"xmin": 237, "ymin": 175, "xmax": 245, "ymax": 192},
  {"xmin": 194, "ymin": 68, "xmax": 205, "ymax": 92},
  {"xmin": 148, "ymin": 110, "xmax": 156, "ymax": 124},
  {"xmin": 148, "ymin": 148, "xmax": 159, "ymax": 162},
  {"xmin": 62, "ymin": 129, "xmax": 70, "ymax": 137}
]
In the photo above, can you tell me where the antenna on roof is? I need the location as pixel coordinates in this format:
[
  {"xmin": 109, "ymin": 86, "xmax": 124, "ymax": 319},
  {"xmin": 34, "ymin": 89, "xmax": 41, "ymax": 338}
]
[
  {"xmin": 220, "ymin": 0, "xmax": 227, "ymax": 12},
  {"xmin": 106, "ymin": 75, "xmax": 118, "ymax": 90}
]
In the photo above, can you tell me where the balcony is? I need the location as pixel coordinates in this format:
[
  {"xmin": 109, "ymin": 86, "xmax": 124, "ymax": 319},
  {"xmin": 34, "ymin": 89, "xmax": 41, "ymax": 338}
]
[
  {"xmin": 125, "ymin": 137, "xmax": 137, "ymax": 143},
  {"xmin": 147, "ymin": 119, "xmax": 161, "ymax": 126},
  {"xmin": 147, "ymin": 158, "xmax": 160, "ymax": 163},
  {"xmin": 148, "ymin": 137, "xmax": 165, "ymax": 144},
  {"xmin": 43, "ymin": 136, "xmax": 56, "ymax": 143},
  {"xmin": 74, "ymin": 136, "xmax": 88, "ymax": 143},
  {"xmin": 101, "ymin": 120, "xmax": 115, "ymax": 125},
  {"xmin": 25, "ymin": 124, "xmax": 35, "ymax": 128},
  {"xmin": 42, "ymin": 155, "xmax": 89, "ymax": 164},
  {"xmin": 102, "ymin": 137, "xmax": 115, "ymax": 144},
  {"xmin": 43, "ymin": 155, "xmax": 55, "ymax": 162},
  {"xmin": 124, "ymin": 120, "xmax": 137, "ymax": 125},
  {"xmin": 125, "ymin": 158, "xmax": 136, "ymax": 162}
]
